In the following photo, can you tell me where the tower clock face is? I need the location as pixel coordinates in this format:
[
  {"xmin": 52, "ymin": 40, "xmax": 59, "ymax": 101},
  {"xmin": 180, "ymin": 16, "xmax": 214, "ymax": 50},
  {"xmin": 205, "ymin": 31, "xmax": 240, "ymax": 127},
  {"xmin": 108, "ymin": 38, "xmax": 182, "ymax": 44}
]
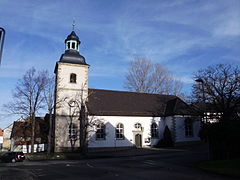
[{"xmin": 68, "ymin": 100, "xmax": 77, "ymax": 107}]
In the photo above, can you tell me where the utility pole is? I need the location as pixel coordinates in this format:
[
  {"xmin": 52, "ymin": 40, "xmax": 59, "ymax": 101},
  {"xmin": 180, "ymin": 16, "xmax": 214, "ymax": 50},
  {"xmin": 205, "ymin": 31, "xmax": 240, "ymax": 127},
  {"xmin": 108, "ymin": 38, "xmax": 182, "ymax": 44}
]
[{"xmin": 0, "ymin": 27, "xmax": 5, "ymax": 65}]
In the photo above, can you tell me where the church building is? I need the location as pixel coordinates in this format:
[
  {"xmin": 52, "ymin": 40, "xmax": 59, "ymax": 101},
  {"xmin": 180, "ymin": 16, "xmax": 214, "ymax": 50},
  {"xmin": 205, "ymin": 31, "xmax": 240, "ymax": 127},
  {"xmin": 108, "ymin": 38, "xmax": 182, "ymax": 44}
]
[{"xmin": 54, "ymin": 30, "xmax": 201, "ymax": 152}]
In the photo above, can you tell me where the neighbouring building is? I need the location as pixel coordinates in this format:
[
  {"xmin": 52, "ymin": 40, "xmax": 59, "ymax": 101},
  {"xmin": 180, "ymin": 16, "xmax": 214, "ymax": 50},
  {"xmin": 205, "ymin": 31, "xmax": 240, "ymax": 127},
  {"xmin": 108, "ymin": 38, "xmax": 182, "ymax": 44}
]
[
  {"xmin": 0, "ymin": 128, "xmax": 3, "ymax": 150},
  {"xmin": 53, "ymin": 29, "xmax": 201, "ymax": 152},
  {"xmin": 10, "ymin": 116, "xmax": 48, "ymax": 153},
  {"xmin": 192, "ymin": 103, "xmax": 223, "ymax": 123},
  {"xmin": 2, "ymin": 122, "xmax": 14, "ymax": 151}
]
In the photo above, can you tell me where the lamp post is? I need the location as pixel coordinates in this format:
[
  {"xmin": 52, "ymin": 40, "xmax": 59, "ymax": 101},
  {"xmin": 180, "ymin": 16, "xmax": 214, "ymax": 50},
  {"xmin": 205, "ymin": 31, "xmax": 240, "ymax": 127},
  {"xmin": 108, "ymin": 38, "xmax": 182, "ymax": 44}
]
[
  {"xmin": 195, "ymin": 78, "xmax": 206, "ymax": 122},
  {"xmin": 0, "ymin": 27, "xmax": 5, "ymax": 65},
  {"xmin": 195, "ymin": 78, "xmax": 211, "ymax": 160}
]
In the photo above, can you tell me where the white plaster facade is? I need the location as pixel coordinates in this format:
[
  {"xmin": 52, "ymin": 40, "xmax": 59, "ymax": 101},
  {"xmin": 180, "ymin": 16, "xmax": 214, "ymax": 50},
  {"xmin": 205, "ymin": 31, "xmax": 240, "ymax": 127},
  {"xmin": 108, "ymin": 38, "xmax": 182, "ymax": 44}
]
[
  {"xmin": 55, "ymin": 62, "xmax": 89, "ymax": 117},
  {"xmin": 2, "ymin": 123, "xmax": 13, "ymax": 151},
  {"xmin": 87, "ymin": 115, "xmax": 200, "ymax": 148},
  {"xmin": 0, "ymin": 132, "xmax": 3, "ymax": 150},
  {"xmin": 54, "ymin": 62, "xmax": 89, "ymax": 152},
  {"xmin": 88, "ymin": 116, "xmax": 161, "ymax": 148},
  {"xmin": 174, "ymin": 116, "xmax": 201, "ymax": 143}
]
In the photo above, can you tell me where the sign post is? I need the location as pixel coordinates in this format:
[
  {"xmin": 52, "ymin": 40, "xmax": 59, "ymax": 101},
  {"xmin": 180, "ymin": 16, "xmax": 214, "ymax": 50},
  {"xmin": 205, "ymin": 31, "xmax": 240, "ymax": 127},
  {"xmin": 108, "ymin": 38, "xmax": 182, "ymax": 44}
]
[{"xmin": 0, "ymin": 27, "xmax": 6, "ymax": 65}]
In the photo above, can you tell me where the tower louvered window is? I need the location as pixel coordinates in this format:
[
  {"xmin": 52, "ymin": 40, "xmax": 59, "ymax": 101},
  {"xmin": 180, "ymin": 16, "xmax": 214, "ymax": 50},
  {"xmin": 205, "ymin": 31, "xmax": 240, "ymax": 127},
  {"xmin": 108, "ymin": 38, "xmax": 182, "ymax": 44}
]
[{"xmin": 70, "ymin": 73, "xmax": 77, "ymax": 83}]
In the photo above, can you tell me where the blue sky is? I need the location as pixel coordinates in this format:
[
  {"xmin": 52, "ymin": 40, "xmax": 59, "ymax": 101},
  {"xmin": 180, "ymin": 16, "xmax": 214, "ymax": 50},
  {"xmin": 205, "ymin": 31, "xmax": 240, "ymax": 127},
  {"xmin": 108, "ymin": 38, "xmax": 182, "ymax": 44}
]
[{"xmin": 0, "ymin": 0, "xmax": 239, "ymax": 128}]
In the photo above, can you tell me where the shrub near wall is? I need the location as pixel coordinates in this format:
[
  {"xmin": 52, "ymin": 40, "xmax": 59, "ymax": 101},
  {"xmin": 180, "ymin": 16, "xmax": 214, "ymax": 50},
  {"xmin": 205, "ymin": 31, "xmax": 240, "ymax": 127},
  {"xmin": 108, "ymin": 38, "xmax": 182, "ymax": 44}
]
[
  {"xmin": 201, "ymin": 120, "xmax": 240, "ymax": 160},
  {"xmin": 155, "ymin": 126, "xmax": 173, "ymax": 147}
]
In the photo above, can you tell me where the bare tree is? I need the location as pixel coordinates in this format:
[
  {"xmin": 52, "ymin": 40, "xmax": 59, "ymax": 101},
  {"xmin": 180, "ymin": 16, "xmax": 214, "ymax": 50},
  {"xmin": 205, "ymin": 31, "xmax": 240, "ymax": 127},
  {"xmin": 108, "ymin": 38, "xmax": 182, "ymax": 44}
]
[
  {"xmin": 42, "ymin": 71, "xmax": 55, "ymax": 154},
  {"xmin": 124, "ymin": 58, "xmax": 183, "ymax": 96},
  {"xmin": 192, "ymin": 64, "xmax": 240, "ymax": 121},
  {"xmin": 63, "ymin": 89, "xmax": 102, "ymax": 154},
  {"xmin": 5, "ymin": 67, "xmax": 46, "ymax": 153}
]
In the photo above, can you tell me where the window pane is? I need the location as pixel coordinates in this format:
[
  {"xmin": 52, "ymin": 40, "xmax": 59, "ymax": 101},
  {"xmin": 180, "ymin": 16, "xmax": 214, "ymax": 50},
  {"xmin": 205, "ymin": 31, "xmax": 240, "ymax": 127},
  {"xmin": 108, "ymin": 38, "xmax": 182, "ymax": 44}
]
[
  {"xmin": 116, "ymin": 123, "xmax": 124, "ymax": 139},
  {"xmin": 185, "ymin": 118, "xmax": 193, "ymax": 137},
  {"xmin": 69, "ymin": 124, "xmax": 77, "ymax": 140},
  {"xmin": 151, "ymin": 123, "xmax": 158, "ymax": 138},
  {"xmin": 96, "ymin": 123, "xmax": 105, "ymax": 140}
]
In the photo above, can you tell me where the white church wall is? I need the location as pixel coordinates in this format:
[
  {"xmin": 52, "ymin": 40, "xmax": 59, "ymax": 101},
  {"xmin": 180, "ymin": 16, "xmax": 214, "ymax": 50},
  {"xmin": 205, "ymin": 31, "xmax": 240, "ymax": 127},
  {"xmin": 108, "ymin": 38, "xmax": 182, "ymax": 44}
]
[
  {"xmin": 163, "ymin": 116, "xmax": 174, "ymax": 130},
  {"xmin": 57, "ymin": 62, "xmax": 88, "ymax": 90},
  {"xmin": 174, "ymin": 116, "xmax": 201, "ymax": 143},
  {"xmin": 54, "ymin": 61, "xmax": 89, "ymax": 152},
  {"xmin": 55, "ymin": 62, "xmax": 88, "ymax": 116},
  {"xmin": 88, "ymin": 116, "xmax": 163, "ymax": 148},
  {"xmin": 55, "ymin": 116, "xmax": 80, "ymax": 151}
]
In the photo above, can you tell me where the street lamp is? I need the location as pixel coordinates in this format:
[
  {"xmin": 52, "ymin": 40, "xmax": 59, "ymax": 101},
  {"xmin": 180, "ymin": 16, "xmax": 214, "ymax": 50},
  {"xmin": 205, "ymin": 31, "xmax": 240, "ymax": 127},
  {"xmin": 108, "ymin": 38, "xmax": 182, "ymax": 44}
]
[
  {"xmin": 195, "ymin": 78, "xmax": 205, "ymax": 102},
  {"xmin": 195, "ymin": 78, "xmax": 206, "ymax": 122},
  {"xmin": 0, "ymin": 27, "xmax": 5, "ymax": 65}
]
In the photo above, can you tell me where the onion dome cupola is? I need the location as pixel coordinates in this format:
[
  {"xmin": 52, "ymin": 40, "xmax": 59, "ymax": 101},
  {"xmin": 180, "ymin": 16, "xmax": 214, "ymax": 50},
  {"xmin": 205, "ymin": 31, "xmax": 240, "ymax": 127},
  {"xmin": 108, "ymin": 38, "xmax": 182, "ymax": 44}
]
[
  {"xmin": 59, "ymin": 28, "xmax": 87, "ymax": 65},
  {"xmin": 65, "ymin": 31, "xmax": 80, "ymax": 51}
]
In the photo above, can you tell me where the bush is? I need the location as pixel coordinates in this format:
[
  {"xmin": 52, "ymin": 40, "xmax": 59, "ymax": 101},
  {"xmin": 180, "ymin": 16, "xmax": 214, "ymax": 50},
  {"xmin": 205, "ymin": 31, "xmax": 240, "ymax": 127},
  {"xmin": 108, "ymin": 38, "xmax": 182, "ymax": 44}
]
[
  {"xmin": 200, "ymin": 119, "xmax": 240, "ymax": 160},
  {"xmin": 155, "ymin": 126, "xmax": 173, "ymax": 147}
]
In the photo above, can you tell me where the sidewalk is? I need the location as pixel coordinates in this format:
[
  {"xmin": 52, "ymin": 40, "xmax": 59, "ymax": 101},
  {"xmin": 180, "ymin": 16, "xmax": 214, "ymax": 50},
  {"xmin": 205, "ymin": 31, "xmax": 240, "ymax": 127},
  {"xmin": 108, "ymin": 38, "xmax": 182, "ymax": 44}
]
[
  {"xmin": 53, "ymin": 143, "xmax": 207, "ymax": 160},
  {"xmin": 0, "ymin": 143, "xmax": 208, "ymax": 166},
  {"xmin": 85, "ymin": 146, "xmax": 184, "ymax": 159}
]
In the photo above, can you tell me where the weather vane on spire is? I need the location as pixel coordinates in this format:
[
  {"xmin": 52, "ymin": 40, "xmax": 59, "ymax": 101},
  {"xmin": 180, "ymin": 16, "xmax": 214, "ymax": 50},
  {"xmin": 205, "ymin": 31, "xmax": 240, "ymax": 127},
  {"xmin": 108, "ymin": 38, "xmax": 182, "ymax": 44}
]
[{"xmin": 72, "ymin": 20, "xmax": 75, "ymax": 31}]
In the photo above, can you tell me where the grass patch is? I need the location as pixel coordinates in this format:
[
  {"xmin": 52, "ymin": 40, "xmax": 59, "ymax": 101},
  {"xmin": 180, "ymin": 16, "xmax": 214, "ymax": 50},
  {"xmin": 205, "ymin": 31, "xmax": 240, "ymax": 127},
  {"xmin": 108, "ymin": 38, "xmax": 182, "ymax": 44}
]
[
  {"xmin": 0, "ymin": 151, "xmax": 7, "ymax": 155},
  {"xmin": 25, "ymin": 152, "xmax": 86, "ymax": 161},
  {"xmin": 26, "ymin": 153, "xmax": 68, "ymax": 161},
  {"xmin": 199, "ymin": 159, "xmax": 240, "ymax": 177}
]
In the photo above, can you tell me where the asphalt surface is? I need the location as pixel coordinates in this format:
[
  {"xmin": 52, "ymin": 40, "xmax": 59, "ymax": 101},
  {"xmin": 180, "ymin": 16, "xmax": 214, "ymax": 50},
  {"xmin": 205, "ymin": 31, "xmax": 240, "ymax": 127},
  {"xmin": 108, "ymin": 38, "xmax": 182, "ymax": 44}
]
[{"xmin": 0, "ymin": 144, "xmax": 237, "ymax": 180}]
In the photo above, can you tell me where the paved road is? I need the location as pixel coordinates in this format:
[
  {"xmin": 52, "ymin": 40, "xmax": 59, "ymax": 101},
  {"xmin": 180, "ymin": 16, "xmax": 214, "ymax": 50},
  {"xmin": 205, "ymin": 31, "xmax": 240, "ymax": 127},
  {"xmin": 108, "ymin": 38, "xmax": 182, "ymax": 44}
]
[{"xmin": 0, "ymin": 146, "xmax": 237, "ymax": 180}]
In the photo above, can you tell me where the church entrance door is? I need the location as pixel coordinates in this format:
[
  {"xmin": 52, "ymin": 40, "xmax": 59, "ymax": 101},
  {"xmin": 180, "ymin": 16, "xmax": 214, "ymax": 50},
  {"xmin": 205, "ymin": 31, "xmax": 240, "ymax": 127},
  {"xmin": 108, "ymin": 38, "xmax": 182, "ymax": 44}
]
[{"xmin": 135, "ymin": 134, "xmax": 142, "ymax": 148}]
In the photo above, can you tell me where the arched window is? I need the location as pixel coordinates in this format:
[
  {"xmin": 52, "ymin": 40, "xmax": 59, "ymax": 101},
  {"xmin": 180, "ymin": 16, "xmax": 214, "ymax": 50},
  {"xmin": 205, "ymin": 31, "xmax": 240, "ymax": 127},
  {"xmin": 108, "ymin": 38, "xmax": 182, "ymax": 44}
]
[
  {"xmin": 185, "ymin": 118, "xmax": 193, "ymax": 137},
  {"xmin": 116, "ymin": 123, "xmax": 124, "ymax": 139},
  {"xmin": 69, "ymin": 123, "xmax": 77, "ymax": 140},
  {"xmin": 134, "ymin": 123, "xmax": 142, "ymax": 129},
  {"xmin": 151, "ymin": 123, "xmax": 158, "ymax": 138},
  {"xmin": 72, "ymin": 42, "xmax": 76, "ymax": 49},
  {"xmin": 70, "ymin": 73, "xmax": 77, "ymax": 83},
  {"xmin": 67, "ymin": 42, "xmax": 70, "ymax": 49},
  {"xmin": 96, "ymin": 123, "xmax": 105, "ymax": 140}
]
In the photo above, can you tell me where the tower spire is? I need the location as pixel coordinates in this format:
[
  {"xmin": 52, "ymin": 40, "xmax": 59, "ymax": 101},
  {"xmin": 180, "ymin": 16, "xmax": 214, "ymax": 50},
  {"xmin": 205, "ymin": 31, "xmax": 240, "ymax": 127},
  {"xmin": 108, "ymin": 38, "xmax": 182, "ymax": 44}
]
[{"xmin": 72, "ymin": 20, "xmax": 75, "ymax": 31}]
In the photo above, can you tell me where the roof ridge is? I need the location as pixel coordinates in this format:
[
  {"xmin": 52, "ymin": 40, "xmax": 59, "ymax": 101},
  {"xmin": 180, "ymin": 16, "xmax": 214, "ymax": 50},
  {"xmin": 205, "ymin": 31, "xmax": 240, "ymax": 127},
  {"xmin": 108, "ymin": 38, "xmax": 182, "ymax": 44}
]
[{"xmin": 88, "ymin": 88, "xmax": 177, "ymax": 97}]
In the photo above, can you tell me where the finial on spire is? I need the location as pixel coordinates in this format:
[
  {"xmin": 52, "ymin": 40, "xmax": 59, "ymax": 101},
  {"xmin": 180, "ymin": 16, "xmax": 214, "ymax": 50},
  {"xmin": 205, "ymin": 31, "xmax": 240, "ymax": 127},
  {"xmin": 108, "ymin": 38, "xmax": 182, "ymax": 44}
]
[{"xmin": 72, "ymin": 20, "xmax": 75, "ymax": 31}]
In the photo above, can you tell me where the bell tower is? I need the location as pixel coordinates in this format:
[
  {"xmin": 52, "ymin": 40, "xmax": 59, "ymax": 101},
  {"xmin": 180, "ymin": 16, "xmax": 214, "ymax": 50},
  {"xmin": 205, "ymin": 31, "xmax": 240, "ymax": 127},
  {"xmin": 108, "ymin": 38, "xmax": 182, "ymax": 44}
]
[{"xmin": 54, "ymin": 27, "xmax": 89, "ymax": 152}]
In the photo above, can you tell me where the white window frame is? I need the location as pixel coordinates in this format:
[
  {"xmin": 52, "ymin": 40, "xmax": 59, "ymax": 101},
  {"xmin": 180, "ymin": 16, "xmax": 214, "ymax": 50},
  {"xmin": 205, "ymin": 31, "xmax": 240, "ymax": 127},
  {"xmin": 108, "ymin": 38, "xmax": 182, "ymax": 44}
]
[
  {"xmin": 96, "ymin": 123, "xmax": 105, "ymax": 140},
  {"xmin": 185, "ymin": 118, "xmax": 193, "ymax": 137},
  {"xmin": 151, "ymin": 123, "xmax": 158, "ymax": 138},
  {"xmin": 116, "ymin": 123, "xmax": 124, "ymax": 140},
  {"xmin": 69, "ymin": 123, "xmax": 77, "ymax": 140},
  {"xmin": 134, "ymin": 123, "xmax": 142, "ymax": 129}
]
